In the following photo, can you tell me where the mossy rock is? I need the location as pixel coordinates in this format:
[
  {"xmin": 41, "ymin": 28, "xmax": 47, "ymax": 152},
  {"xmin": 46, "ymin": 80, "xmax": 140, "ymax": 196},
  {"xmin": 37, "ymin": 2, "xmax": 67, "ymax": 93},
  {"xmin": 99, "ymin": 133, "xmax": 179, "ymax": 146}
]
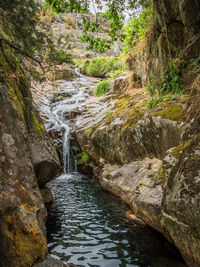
[
  {"xmin": 150, "ymin": 104, "xmax": 183, "ymax": 121},
  {"xmin": 171, "ymin": 138, "xmax": 195, "ymax": 159},
  {"xmin": 149, "ymin": 167, "xmax": 165, "ymax": 183}
]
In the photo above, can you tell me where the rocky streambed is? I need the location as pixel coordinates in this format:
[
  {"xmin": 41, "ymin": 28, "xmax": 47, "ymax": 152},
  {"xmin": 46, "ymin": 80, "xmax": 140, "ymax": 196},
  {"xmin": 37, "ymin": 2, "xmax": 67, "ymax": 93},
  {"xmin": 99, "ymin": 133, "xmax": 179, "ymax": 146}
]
[{"xmin": 31, "ymin": 67, "xmax": 190, "ymax": 267}]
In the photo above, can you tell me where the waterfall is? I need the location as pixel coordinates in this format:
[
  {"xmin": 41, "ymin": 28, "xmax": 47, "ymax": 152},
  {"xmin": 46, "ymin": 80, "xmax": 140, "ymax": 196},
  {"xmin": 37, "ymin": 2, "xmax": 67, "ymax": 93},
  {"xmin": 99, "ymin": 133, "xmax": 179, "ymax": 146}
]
[
  {"xmin": 62, "ymin": 126, "xmax": 71, "ymax": 173},
  {"xmin": 39, "ymin": 69, "xmax": 91, "ymax": 174}
]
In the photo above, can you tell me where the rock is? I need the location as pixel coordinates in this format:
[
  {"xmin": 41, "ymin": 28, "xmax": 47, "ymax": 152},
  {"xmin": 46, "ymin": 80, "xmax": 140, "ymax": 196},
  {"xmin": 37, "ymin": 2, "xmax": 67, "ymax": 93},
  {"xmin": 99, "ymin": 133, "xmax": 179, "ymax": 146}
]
[
  {"xmin": 162, "ymin": 134, "xmax": 200, "ymax": 266},
  {"xmin": 125, "ymin": 0, "xmax": 200, "ymax": 86},
  {"xmin": 46, "ymin": 68, "xmax": 78, "ymax": 81},
  {"xmin": 34, "ymin": 255, "xmax": 77, "ymax": 267},
  {"xmin": 110, "ymin": 73, "xmax": 128, "ymax": 95},
  {"xmin": 74, "ymin": 65, "xmax": 200, "ymax": 266},
  {"xmin": 75, "ymin": 88, "xmax": 200, "ymax": 265},
  {"xmin": 28, "ymin": 107, "xmax": 62, "ymax": 187},
  {"xmin": 125, "ymin": 210, "xmax": 147, "ymax": 226},
  {"xmin": 101, "ymin": 158, "xmax": 164, "ymax": 232},
  {"xmin": 0, "ymin": 49, "xmax": 61, "ymax": 266},
  {"xmin": 76, "ymin": 93, "xmax": 183, "ymax": 166},
  {"xmin": 40, "ymin": 186, "xmax": 54, "ymax": 204},
  {"xmin": 78, "ymin": 163, "xmax": 94, "ymax": 178}
]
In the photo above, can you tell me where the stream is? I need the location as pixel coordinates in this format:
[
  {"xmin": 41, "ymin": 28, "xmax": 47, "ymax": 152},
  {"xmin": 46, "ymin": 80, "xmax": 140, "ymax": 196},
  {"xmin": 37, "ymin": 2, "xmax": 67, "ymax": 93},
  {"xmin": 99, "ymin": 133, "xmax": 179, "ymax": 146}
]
[{"xmin": 39, "ymin": 70, "xmax": 186, "ymax": 267}]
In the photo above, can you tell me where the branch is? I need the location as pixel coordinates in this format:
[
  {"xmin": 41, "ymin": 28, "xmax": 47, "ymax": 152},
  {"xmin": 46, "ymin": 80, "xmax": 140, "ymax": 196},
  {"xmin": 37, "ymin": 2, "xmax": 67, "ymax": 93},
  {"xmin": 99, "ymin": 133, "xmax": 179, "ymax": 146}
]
[
  {"xmin": 0, "ymin": 38, "xmax": 45, "ymax": 72},
  {"xmin": 0, "ymin": 1, "xmax": 19, "ymax": 8}
]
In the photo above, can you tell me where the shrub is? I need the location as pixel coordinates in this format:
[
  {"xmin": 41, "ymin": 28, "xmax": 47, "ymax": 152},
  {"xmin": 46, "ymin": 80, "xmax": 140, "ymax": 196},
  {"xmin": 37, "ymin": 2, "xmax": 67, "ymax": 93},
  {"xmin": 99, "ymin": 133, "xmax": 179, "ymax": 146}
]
[
  {"xmin": 74, "ymin": 57, "xmax": 125, "ymax": 78},
  {"xmin": 47, "ymin": 49, "xmax": 71, "ymax": 64},
  {"xmin": 94, "ymin": 80, "xmax": 110, "ymax": 97},
  {"xmin": 122, "ymin": 6, "xmax": 153, "ymax": 54},
  {"xmin": 77, "ymin": 152, "xmax": 90, "ymax": 164},
  {"xmin": 64, "ymin": 14, "xmax": 76, "ymax": 29},
  {"xmin": 147, "ymin": 60, "xmax": 184, "ymax": 108}
]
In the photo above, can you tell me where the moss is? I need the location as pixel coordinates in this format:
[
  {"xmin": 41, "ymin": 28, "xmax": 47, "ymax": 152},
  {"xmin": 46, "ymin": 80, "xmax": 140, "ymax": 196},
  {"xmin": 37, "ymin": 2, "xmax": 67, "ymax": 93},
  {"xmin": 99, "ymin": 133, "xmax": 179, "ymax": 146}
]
[
  {"xmin": 0, "ymin": 50, "xmax": 27, "ymax": 121},
  {"xmin": 77, "ymin": 152, "xmax": 90, "ymax": 164},
  {"xmin": 171, "ymin": 144, "xmax": 183, "ymax": 159},
  {"xmin": 105, "ymin": 173, "xmax": 114, "ymax": 180},
  {"xmin": 104, "ymin": 112, "xmax": 114, "ymax": 124},
  {"xmin": 84, "ymin": 127, "xmax": 93, "ymax": 136},
  {"xmin": 114, "ymin": 98, "xmax": 128, "ymax": 105},
  {"xmin": 150, "ymin": 104, "xmax": 183, "ymax": 121},
  {"xmin": 122, "ymin": 108, "xmax": 144, "ymax": 130},
  {"xmin": 31, "ymin": 111, "xmax": 45, "ymax": 136},
  {"xmin": 149, "ymin": 167, "xmax": 165, "ymax": 183},
  {"xmin": 171, "ymin": 139, "xmax": 193, "ymax": 159}
]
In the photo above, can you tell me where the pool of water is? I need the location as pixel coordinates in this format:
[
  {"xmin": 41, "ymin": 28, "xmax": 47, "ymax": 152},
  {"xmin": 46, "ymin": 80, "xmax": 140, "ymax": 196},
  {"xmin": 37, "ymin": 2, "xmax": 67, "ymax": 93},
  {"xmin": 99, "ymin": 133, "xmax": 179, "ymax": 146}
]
[{"xmin": 46, "ymin": 173, "xmax": 186, "ymax": 267}]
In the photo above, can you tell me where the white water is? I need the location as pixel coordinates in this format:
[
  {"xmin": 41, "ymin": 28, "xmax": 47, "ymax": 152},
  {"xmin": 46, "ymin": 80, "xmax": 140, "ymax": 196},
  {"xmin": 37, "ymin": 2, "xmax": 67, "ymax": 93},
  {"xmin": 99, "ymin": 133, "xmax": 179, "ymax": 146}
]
[{"xmin": 38, "ymin": 69, "xmax": 95, "ymax": 173}]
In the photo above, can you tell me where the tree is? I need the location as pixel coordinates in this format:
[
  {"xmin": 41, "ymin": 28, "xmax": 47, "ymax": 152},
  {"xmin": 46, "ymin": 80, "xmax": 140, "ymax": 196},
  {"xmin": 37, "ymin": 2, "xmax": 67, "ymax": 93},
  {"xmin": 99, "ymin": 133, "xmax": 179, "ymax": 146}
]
[
  {"xmin": 44, "ymin": 0, "xmax": 152, "ymax": 52},
  {"xmin": 0, "ymin": 1, "xmax": 43, "ymax": 58},
  {"xmin": 0, "ymin": 0, "xmax": 69, "ymax": 67}
]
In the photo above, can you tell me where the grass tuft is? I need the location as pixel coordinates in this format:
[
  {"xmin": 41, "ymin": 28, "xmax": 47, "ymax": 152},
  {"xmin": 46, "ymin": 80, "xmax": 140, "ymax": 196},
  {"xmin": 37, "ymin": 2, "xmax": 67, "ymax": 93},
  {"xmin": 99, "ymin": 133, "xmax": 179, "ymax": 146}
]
[{"xmin": 94, "ymin": 80, "xmax": 110, "ymax": 97}]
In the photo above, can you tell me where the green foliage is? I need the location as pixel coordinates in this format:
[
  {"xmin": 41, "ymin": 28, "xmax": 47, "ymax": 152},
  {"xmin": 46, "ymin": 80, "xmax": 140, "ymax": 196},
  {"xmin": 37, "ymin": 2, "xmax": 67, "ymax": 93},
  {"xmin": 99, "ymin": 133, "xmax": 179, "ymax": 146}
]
[
  {"xmin": 77, "ymin": 152, "xmax": 90, "ymax": 164},
  {"xmin": 147, "ymin": 59, "xmax": 184, "ymax": 108},
  {"xmin": 74, "ymin": 57, "xmax": 124, "ymax": 78},
  {"xmin": 45, "ymin": 0, "xmax": 152, "ymax": 52},
  {"xmin": 0, "ymin": 0, "xmax": 41, "ymax": 57},
  {"xmin": 46, "ymin": 48, "xmax": 71, "ymax": 64},
  {"xmin": 0, "ymin": 1, "xmax": 71, "ymax": 68},
  {"xmin": 122, "ymin": 5, "xmax": 153, "ymax": 54},
  {"xmin": 109, "ymin": 69, "xmax": 125, "ymax": 79},
  {"xmin": 94, "ymin": 80, "xmax": 110, "ymax": 97}
]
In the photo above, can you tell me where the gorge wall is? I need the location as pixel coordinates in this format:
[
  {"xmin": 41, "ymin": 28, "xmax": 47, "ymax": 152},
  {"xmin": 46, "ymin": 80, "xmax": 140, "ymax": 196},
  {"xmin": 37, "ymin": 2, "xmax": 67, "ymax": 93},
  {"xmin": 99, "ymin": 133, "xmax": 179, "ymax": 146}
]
[
  {"xmin": 75, "ymin": 1, "xmax": 200, "ymax": 266},
  {"xmin": 0, "ymin": 48, "xmax": 61, "ymax": 266}
]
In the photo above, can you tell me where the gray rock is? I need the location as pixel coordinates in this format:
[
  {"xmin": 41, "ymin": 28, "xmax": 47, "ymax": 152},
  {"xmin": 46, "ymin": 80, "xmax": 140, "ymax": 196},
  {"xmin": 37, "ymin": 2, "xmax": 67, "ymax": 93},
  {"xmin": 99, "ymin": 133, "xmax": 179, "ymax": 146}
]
[
  {"xmin": 34, "ymin": 256, "xmax": 77, "ymax": 267},
  {"xmin": 0, "ymin": 50, "xmax": 61, "ymax": 267}
]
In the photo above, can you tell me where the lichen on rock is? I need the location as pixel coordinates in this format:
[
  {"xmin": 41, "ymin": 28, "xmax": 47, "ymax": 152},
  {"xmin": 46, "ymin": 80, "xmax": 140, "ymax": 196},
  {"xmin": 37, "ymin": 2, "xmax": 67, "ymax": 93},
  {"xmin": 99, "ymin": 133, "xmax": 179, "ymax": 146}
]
[{"xmin": 0, "ymin": 48, "xmax": 61, "ymax": 266}]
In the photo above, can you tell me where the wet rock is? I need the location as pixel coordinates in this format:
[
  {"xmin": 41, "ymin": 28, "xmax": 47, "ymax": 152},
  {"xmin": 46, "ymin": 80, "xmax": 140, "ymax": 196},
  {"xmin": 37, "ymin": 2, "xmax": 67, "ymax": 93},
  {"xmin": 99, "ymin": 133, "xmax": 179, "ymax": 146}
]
[
  {"xmin": 78, "ymin": 163, "xmax": 94, "ymax": 178},
  {"xmin": 34, "ymin": 255, "xmax": 77, "ymax": 267},
  {"xmin": 125, "ymin": 210, "xmax": 147, "ymax": 226},
  {"xmin": 40, "ymin": 186, "xmax": 54, "ymax": 204},
  {"xmin": 34, "ymin": 257, "xmax": 64, "ymax": 267}
]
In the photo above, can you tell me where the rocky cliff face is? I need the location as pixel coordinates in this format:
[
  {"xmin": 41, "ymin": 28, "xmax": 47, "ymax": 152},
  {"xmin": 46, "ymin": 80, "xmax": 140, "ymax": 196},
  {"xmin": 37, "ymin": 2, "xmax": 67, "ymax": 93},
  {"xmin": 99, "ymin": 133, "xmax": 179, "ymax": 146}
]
[
  {"xmin": 126, "ymin": 0, "xmax": 200, "ymax": 85},
  {"xmin": 39, "ymin": 10, "xmax": 122, "ymax": 58},
  {"xmin": 75, "ymin": 75, "xmax": 200, "ymax": 267},
  {"xmin": 0, "ymin": 49, "xmax": 61, "ymax": 266},
  {"xmin": 75, "ymin": 1, "xmax": 200, "ymax": 266}
]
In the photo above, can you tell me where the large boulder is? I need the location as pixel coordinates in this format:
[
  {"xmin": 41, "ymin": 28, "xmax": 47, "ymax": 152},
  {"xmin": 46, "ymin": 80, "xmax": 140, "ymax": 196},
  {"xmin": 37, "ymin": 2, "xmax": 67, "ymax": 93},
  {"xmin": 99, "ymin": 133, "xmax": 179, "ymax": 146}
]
[
  {"xmin": 162, "ymin": 134, "xmax": 200, "ymax": 266},
  {"xmin": 0, "ymin": 50, "xmax": 61, "ymax": 266}
]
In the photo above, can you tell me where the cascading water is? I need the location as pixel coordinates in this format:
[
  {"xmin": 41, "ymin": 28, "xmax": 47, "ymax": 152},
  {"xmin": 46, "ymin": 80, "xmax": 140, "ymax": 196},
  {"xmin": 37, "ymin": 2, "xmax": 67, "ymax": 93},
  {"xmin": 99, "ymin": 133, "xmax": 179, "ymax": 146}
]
[
  {"xmin": 38, "ymin": 69, "xmax": 186, "ymax": 267},
  {"xmin": 39, "ymin": 68, "xmax": 90, "ymax": 173}
]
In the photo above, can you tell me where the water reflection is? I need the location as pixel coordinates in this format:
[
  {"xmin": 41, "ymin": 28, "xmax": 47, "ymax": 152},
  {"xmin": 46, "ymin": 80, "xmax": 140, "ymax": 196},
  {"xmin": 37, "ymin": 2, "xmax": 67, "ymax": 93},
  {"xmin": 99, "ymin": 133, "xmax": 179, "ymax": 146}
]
[{"xmin": 46, "ymin": 174, "xmax": 186, "ymax": 267}]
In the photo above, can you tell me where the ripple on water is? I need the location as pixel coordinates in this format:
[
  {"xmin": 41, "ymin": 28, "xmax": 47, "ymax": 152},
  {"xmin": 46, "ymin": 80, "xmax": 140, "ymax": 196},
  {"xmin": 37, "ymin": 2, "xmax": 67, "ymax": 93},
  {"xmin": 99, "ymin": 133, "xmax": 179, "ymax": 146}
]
[{"xmin": 46, "ymin": 173, "xmax": 186, "ymax": 267}]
